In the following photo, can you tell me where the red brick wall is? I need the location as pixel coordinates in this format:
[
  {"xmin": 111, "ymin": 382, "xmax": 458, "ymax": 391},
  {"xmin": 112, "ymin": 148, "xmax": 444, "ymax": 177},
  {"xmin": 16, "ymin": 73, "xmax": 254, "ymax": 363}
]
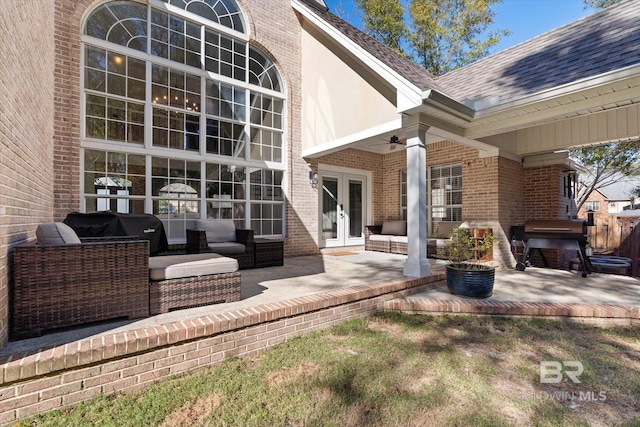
[
  {"xmin": 0, "ymin": 1, "xmax": 55, "ymax": 348},
  {"xmin": 498, "ymin": 157, "xmax": 526, "ymax": 227},
  {"xmin": 381, "ymin": 150, "xmax": 406, "ymax": 221},
  {"xmin": 523, "ymin": 164, "xmax": 576, "ymax": 269},
  {"xmin": 577, "ymin": 190, "xmax": 608, "ymax": 221},
  {"xmin": 524, "ymin": 165, "xmax": 571, "ymax": 221}
]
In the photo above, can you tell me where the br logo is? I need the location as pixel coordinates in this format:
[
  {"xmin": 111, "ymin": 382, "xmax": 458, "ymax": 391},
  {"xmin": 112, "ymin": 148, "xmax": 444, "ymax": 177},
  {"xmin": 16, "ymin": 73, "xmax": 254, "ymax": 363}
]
[{"xmin": 539, "ymin": 361, "xmax": 583, "ymax": 384}]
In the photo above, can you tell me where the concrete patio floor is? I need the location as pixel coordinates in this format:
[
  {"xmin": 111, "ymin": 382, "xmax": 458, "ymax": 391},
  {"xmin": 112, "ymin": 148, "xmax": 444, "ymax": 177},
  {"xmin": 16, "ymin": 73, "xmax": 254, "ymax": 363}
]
[{"xmin": 3, "ymin": 250, "xmax": 639, "ymax": 358}]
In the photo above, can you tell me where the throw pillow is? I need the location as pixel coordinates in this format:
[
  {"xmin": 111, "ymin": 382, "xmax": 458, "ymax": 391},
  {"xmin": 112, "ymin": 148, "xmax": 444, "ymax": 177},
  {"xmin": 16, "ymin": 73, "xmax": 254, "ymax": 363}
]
[
  {"xmin": 381, "ymin": 220, "xmax": 407, "ymax": 236},
  {"xmin": 36, "ymin": 222, "xmax": 82, "ymax": 245}
]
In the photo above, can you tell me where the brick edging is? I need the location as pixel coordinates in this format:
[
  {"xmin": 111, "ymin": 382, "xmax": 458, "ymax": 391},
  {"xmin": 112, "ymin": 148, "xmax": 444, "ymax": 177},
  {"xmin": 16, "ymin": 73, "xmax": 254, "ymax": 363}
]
[
  {"xmin": 1, "ymin": 274, "xmax": 444, "ymax": 386},
  {"xmin": 0, "ymin": 274, "xmax": 444, "ymax": 424},
  {"xmin": 385, "ymin": 297, "xmax": 640, "ymax": 324}
]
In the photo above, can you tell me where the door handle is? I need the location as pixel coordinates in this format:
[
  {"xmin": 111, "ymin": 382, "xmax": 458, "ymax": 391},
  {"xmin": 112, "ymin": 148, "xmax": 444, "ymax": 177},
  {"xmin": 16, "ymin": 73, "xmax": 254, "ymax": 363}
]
[{"xmin": 339, "ymin": 204, "xmax": 344, "ymax": 218}]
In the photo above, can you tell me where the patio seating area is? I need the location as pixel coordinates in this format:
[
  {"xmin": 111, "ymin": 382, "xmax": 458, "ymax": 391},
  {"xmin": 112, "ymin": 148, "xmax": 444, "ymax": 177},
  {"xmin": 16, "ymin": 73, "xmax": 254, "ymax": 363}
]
[
  {"xmin": 1, "ymin": 250, "xmax": 639, "ymax": 423},
  {"xmin": 9, "ymin": 217, "xmax": 285, "ymax": 340},
  {"xmin": 5, "ymin": 251, "xmax": 640, "ymax": 354}
]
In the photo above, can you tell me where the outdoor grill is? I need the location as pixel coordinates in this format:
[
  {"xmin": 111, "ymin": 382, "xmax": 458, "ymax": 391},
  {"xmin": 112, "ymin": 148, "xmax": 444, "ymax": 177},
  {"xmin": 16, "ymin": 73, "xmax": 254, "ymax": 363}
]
[{"xmin": 515, "ymin": 219, "xmax": 592, "ymax": 277}]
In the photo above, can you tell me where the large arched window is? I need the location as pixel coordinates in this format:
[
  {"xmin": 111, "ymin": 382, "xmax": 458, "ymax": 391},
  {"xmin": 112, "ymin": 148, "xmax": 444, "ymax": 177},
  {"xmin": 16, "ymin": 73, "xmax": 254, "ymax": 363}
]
[{"xmin": 81, "ymin": 0, "xmax": 285, "ymax": 240}]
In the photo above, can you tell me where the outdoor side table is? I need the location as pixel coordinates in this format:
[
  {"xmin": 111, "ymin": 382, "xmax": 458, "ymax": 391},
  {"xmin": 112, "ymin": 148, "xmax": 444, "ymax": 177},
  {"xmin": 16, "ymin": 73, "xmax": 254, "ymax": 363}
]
[{"xmin": 254, "ymin": 238, "xmax": 284, "ymax": 268}]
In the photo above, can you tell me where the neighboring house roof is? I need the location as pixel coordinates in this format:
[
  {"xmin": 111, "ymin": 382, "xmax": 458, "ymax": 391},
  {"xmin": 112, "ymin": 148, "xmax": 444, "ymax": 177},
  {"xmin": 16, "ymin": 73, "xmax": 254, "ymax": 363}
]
[
  {"xmin": 595, "ymin": 179, "xmax": 639, "ymax": 201},
  {"xmin": 436, "ymin": 0, "xmax": 640, "ymax": 105},
  {"xmin": 615, "ymin": 209, "xmax": 640, "ymax": 217}
]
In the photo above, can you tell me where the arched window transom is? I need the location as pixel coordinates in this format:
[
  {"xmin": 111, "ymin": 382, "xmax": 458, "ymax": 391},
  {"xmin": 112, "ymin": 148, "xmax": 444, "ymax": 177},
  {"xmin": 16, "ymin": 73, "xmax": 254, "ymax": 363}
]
[{"xmin": 81, "ymin": 0, "xmax": 286, "ymax": 240}]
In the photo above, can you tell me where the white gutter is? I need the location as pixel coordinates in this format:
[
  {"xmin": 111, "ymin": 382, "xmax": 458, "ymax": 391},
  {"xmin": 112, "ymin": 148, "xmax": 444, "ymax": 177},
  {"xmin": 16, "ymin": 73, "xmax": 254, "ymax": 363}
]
[
  {"xmin": 472, "ymin": 62, "xmax": 640, "ymax": 118},
  {"xmin": 420, "ymin": 89, "xmax": 475, "ymax": 120},
  {"xmin": 292, "ymin": 0, "xmax": 423, "ymax": 111}
]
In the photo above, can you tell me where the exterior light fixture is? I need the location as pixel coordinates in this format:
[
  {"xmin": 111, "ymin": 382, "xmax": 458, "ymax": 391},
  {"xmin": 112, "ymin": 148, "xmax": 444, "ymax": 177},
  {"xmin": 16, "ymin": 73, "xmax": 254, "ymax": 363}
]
[{"xmin": 309, "ymin": 170, "xmax": 318, "ymax": 187}]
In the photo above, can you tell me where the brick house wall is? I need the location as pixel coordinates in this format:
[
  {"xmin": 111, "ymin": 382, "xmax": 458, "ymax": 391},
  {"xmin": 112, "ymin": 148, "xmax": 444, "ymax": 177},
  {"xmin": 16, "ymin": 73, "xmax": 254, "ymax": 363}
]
[
  {"xmin": 523, "ymin": 165, "xmax": 574, "ymax": 221},
  {"xmin": 44, "ymin": 0, "xmax": 569, "ymax": 266},
  {"xmin": 312, "ymin": 141, "xmax": 530, "ymax": 265},
  {"xmin": 498, "ymin": 157, "xmax": 526, "ymax": 228},
  {"xmin": 523, "ymin": 164, "xmax": 578, "ymax": 269},
  {"xmin": 0, "ymin": 1, "xmax": 56, "ymax": 348},
  {"xmin": 577, "ymin": 189, "xmax": 609, "ymax": 221}
]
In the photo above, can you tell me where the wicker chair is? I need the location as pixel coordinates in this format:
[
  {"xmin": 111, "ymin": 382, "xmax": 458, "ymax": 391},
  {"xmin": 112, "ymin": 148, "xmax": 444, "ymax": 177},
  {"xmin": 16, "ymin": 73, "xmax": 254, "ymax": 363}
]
[
  {"xmin": 11, "ymin": 239, "xmax": 150, "ymax": 340},
  {"xmin": 186, "ymin": 220, "xmax": 255, "ymax": 269}
]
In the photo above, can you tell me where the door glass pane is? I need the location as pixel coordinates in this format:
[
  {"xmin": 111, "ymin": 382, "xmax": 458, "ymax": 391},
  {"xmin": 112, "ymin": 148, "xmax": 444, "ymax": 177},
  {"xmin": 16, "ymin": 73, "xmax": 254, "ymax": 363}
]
[
  {"xmin": 348, "ymin": 180, "xmax": 363, "ymax": 238},
  {"xmin": 322, "ymin": 177, "xmax": 338, "ymax": 240}
]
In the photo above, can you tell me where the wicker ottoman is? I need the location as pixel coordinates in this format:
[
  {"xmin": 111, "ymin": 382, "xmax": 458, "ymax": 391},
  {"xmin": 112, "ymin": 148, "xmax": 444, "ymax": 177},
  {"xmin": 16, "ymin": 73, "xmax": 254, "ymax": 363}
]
[{"xmin": 149, "ymin": 253, "xmax": 241, "ymax": 315}]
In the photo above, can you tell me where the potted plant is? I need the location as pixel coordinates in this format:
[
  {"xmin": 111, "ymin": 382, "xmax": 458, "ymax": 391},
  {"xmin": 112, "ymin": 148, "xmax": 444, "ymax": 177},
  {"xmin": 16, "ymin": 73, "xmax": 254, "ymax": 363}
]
[{"xmin": 444, "ymin": 226, "xmax": 496, "ymax": 298}]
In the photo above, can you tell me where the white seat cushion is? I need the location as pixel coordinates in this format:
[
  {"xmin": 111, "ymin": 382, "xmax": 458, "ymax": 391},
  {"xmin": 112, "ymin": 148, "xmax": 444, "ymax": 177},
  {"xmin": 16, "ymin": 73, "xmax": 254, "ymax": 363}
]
[
  {"xmin": 369, "ymin": 234, "xmax": 392, "ymax": 242},
  {"xmin": 149, "ymin": 253, "xmax": 238, "ymax": 281},
  {"xmin": 36, "ymin": 222, "xmax": 81, "ymax": 245},
  {"xmin": 389, "ymin": 235, "xmax": 408, "ymax": 243}
]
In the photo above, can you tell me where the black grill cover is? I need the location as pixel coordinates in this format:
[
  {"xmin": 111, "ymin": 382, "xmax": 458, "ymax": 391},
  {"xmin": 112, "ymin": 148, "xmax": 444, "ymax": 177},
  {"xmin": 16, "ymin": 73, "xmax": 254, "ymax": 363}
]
[{"xmin": 64, "ymin": 212, "xmax": 168, "ymax": 255}]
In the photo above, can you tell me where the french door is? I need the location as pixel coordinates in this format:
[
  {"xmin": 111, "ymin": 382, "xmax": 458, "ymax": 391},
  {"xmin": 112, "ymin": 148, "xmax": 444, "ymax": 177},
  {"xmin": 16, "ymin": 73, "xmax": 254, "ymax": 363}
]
[{"xmin": 319, "ymin": 171, "xmax": 367, "ymax": 248}]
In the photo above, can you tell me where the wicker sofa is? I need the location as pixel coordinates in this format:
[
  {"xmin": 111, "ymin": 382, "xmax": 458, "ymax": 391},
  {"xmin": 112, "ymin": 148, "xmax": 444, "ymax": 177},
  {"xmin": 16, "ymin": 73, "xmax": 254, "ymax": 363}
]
[
  {"xmin": 365, "ymin": 220, "xmax": 468, "ymax": 258},
  {"xmin": 364, "ymin": 220, "xmax": 408, "ymax": 254},
  {"xmin": 11, "ymin": 223, "xmax": 150, "ymax": 340},
  {"xmin": 186, "ymin": 219, "xmax": 255, "ymax": 269}
]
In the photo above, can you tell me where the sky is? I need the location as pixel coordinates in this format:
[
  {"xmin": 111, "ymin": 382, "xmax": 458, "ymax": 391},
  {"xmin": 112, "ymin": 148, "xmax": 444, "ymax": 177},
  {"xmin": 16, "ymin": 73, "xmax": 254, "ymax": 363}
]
[{"xmin": 323, "ymin": 0, "xmax": 598, "ymax": 54}]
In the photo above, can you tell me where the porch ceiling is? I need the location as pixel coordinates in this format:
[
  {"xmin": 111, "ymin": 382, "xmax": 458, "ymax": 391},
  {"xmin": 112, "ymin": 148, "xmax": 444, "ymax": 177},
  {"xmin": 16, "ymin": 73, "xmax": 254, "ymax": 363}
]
[{"xmin": 303, "ymin": 67, "xmax": 640, "ymax": 160}]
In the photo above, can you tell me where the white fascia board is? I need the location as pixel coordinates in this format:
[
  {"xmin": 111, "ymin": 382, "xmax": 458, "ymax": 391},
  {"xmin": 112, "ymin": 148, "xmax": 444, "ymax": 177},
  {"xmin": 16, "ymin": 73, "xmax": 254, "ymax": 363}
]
[
  {"xmin": 473, "ymin": 63, "xmax": 640, "ymax": 118},
  {"xmin": 302, "ymin": 118, "xmax": 403, "ymax": 158},
  {"xmin": 292, "ymin": 0, "xmax": 423, "ymax": 111},
  {"xmin": 420, "ymin": 89, "xmax": 475, "ymax": 120}
]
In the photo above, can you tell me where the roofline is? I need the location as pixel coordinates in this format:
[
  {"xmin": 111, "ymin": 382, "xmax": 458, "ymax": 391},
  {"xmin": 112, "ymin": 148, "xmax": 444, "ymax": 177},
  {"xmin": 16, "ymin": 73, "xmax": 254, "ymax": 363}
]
[
  {"xmin": 291, "ymin": 0, "xmax": 423, "ymax": 110},
  {"xmin": 472, "ymin": 62, "xmax": 640, "ymax": 118},
  {"xmin": 420, "ymin": 89, "xmax": 475, "ymax": 120}
]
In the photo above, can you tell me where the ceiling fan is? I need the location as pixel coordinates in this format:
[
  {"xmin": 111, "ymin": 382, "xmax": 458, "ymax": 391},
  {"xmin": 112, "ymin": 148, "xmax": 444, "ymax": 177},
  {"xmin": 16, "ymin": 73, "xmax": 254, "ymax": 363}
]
[{"xmin": 370, "ymin": 135, "xmax": 406, "ymax": 151}]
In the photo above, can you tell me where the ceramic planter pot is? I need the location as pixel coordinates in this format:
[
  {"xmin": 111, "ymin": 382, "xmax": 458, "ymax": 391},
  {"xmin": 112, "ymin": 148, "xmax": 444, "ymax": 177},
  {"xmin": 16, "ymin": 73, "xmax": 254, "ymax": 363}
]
[{"xmin": 446, "ymin": 263, "xmax": 495, "ymax": 298}]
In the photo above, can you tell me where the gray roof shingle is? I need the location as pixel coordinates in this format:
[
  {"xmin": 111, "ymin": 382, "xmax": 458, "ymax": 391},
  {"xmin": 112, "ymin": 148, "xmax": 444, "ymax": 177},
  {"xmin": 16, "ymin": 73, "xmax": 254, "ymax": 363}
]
[
  {"xmin": 302, "ymin": 0, "xmax": 640, "ymax": 107},
  {"xmin": 436, "ymin": 0, "xmax": 640, "ymax": 104}
]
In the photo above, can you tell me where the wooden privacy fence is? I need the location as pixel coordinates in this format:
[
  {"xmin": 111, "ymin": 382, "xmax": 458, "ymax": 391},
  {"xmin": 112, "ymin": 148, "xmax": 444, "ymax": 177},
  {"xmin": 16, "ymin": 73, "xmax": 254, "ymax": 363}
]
[{"xmin": 587, "ymin": 215, "xmax": 640, "ymax": 276}]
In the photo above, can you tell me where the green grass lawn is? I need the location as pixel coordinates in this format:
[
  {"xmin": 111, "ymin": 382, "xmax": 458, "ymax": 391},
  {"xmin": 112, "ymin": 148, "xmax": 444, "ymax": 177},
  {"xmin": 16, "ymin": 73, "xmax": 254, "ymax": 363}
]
[{"xmin": 18, "ymin": 314, "xmax": 640, "ymax": 427}]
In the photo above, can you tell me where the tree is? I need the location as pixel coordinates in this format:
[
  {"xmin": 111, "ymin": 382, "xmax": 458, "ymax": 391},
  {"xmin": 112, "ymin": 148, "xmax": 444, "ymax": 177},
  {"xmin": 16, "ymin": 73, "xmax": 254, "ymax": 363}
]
[
  {"xmin": 353, "ymin": 0, "xmax": 509, "ymax": 76},
  {"xmin": 354, "ymin": 0, "xmax": 407, "ymax": 54},
  {"xmin": 584, "ymin": 0, "xmax": 621, "ymax": 8},
  {"xmin": 408, "ymin": 0, "xmax": 509, "ymax": 76},
  {"xmin": 571, "ymin": 140, "xmax": 640, "ymax": 211}
]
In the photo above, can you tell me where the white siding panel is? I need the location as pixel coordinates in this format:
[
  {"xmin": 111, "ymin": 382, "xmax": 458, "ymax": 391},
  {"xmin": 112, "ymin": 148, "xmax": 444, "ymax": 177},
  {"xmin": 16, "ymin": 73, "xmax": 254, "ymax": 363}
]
[
  {"xmin": 597, "ymin": 112, "xmax": 607, "ymax": 141},
  {"xmin": 629, "ymin": 105, "xmax": 639, "ymax": 136},
  {"xmin": 570, "ymin": 117, "xmax": 579, "ymax": 145},
  {"xmin": 606, "ymin": 110, "xmax": 617, "ymax": 139},
  {"xmin": 615, "ymin": 108, "xmax": 627, "ymax": 137}
]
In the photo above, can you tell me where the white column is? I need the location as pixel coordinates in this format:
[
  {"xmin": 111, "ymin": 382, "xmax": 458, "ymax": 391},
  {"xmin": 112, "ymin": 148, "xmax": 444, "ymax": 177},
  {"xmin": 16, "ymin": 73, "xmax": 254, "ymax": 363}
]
[{"xmin": 403, "ymin": 122, "xmax": 431, "ymax": 278}]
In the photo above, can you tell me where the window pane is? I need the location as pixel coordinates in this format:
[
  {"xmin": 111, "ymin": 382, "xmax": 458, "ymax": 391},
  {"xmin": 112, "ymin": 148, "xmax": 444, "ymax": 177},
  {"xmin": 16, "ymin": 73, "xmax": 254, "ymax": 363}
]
[{"xmin": 83, "ymin": 1, "xmax": 284, "ymax": 237}]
